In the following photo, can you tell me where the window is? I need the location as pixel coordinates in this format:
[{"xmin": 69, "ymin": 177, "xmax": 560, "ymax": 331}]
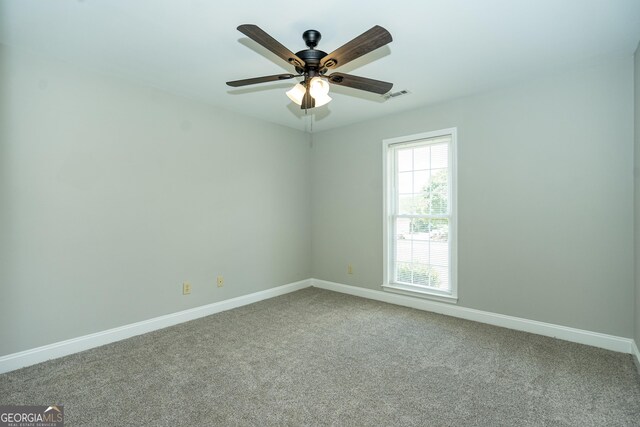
[{"xmin": 383, "ymin": 128, "xmax": 457, "ymax": 303}]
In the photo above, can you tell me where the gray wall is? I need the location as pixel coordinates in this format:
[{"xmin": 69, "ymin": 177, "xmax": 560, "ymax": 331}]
[
  {"xmin": 635, "ymin": 43, "xmax": 640, "ymax": 346},
  {"xmin": 1, "ymin": 43, "xmax": 637, "ymax": 357},
  {"xmin": 0, "ymin": 46, "xmax": 311, "ymax": 356},
  {"xmin": 311, "ymin": 56, "xmax": 635, "ymax": 338}
]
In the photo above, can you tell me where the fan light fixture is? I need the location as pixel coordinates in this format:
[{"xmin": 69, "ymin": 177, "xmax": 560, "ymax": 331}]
[{"xmin": 287, "ymin": 77, "xmax": 332, "ymax": 107}]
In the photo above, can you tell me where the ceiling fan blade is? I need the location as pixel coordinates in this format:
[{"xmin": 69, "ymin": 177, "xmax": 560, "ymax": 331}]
[
  {"xmin": 327, "ymin": 72, "xmax": 393, "ymax": 94},
  {"xmin": 237, "ymin": 24, "xmax": 306, "ymax": 68},
  {"xmin": 320, "ymin": 25, "xmax": 392, "ymax": 70},
  {"xmin": 226, "ymin": 73, "xmax": 296, "ymax": 87}
]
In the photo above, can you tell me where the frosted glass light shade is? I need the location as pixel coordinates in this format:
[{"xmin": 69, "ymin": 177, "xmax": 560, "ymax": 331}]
[
  {"xmin": 313, "ymin": 94, "xmax": 332, "ymax": 107},
  {"xmin": 286, "ymin": 83, "xmax": 306, "ymax": 105},
  {"xmin": 309, "ymin": 77, "xmax": 330, "ymax": 98}
]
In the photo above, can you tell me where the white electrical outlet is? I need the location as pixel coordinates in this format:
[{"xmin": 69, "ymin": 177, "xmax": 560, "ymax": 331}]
[{"xmin": 217, "ymin": 276, "xmax": 224, "ymax": 287}]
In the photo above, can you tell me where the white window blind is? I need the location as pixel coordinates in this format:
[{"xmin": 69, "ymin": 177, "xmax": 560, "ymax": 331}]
[{"xmin": 383, "ymin": 129, "xmax": 457, "ymax": 302}]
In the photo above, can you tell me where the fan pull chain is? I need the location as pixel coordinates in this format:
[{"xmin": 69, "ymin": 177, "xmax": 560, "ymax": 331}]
[{"xmin": 303, "ymin": 106, "xmax": 313, "ymax": 133}]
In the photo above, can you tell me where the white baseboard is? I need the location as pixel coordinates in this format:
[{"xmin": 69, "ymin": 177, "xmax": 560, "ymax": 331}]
[
  {"xmin": 0, "ymin": 279, "xmax": 311, "ymax": 374},
  {"xmin": 632, "ymin": 340, "xmax": 640, "ymax": 375},
  {"xmin": 311, "ymin": 279, "xmax": 634, "ymax": 355}
]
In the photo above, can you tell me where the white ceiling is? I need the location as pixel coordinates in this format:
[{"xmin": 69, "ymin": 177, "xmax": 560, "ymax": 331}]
[{"xmin": 1, "ymin": 0, "xmax": 639, "ymax": 132}]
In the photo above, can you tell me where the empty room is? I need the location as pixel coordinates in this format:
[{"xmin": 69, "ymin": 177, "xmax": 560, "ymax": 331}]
[{"xmin": 1, "ymin": 0, "xmax": 640, "ymax": 425}]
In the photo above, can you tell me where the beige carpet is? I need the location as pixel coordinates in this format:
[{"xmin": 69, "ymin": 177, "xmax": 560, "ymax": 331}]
[{"xmin": 1, "ymin": 287, "xmax": 639, "ymax": 426}]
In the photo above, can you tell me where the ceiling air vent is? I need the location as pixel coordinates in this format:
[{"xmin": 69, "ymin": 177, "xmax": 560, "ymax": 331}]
[{"xmin": 383, "ymin": 90, "xmax": 410, "ymax": 100}]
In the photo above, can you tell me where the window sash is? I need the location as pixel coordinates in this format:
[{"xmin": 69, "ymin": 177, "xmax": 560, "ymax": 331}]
[{"xmin": 391, "ymin": 215, "xmax": 451, "ymax": 292}]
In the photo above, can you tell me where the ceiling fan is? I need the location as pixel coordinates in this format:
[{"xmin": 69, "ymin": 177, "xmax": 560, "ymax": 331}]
[{"xmin": 226, "ymin": 24, "xmax": 393, "ymax": 109}]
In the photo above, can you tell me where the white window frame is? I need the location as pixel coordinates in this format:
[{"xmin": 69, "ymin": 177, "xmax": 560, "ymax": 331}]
[{"xmin": 382, "ymin": 128, "xmax": 458, "ymax": 303}]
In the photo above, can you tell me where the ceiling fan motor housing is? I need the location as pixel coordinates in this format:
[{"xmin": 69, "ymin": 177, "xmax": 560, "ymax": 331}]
[
  {"xmin": 294, "ymin": 29, "xmax": 328, "ymax": 76},
  {"xmin": 294, "ymin": 49, "xmax": 328, "ymax": 75}
]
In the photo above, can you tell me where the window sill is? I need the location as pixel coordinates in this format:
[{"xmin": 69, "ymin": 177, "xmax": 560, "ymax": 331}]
[{"xmin": 382, "ymin": 283, "xmax": 458, "ymax": 304}]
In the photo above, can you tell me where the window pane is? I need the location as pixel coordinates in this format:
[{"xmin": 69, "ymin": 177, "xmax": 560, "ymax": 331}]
[
  {"xmin": 398, "ymin": 172, "xmax": 413, "ymax": 194},
  {"xmin": 412, "ymin": 264, "xmax": 430, "ymax": 286},
  {"xmin": 395, "ymin": 262, "xmax": 449, "ymax": 289},
  {"xmin": 415, "ymin": 192, "xmax": 429, "ymax": 215},
  {"xmin": 396, "ymin": 239, "xmax": 411, "ymax": 263},
  {"xmin": 431, "ymin": 143, "xmax": 448, "ymax": 169},
  {"xmin": 429, "ymin": 169, "xmax": 448, "ymax": 214},
  {"xmin": 412, "ymin": 240, "xmax": 429, "ymax": 264},
  {"xmin": 396, "ymin": 262, "xmax": 412, "ymax": 283},
  {"xmin": 430, "ymin": 240, "xmax": 448, "ymax": 267},
  {"xmin": 413, "ymin": 170, "xmax": 429, "ymax": 194},
  {"xmin": 430, "ymin": 218, "xmax": 449, "ymax": 242},
  {"xmin": 432, "ymin": 265, "xmax": 449, "ymax": 290},
  {"xmin": 397, "ymin": 149, "xmax": 412, "ymax": 172},
  {"xmin": 410, "ymin": 218, "xmax": 430, "ymax": 235},
  {"xmin": 398, "ymin": 195, "xmax": 415, "ymax": 214},
  {"xmin": 396, "ymin": 217, "xmax": 411, "ymax": 237},
  {"xmin": 413, "ymin": 147, "xmax": 430, "ymax": 170},
  {"xmin": 412, "ymin": 220, "xmax": 430, "ymax": 243}
]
